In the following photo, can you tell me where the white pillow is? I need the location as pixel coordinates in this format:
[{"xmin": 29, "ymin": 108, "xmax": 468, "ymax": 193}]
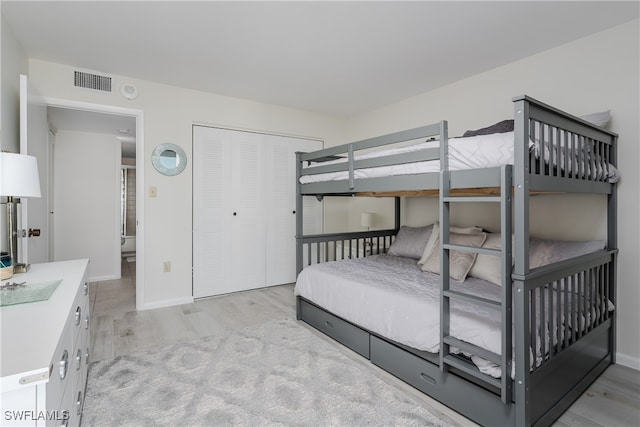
[
  {"xmin": 421, "ymin": 232, "xmax": 487, "ymax": 282},
  {"xmin": 468, "ymin": 233, "xmax": 514, "ymax": 286},
  {"xmin": 418, "ymin": 222, "xmax": 483, "ymax": 266}
]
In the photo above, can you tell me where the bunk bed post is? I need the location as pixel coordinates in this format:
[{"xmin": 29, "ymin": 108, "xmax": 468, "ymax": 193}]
[
  {"xmin": 500, "ymin": 164, "xmax": 514, "ymax": 403},
  {"xmin": 608, "ymin": 135, "xmax": 618, "ymax": 364},
  {"xmin": 394, "ymin": 197, "xmax": 401, "ymax": 233},
  {"xmin": 295, "ymin": 152, "xmax": 304, "ymax": 277},
  {"xmin": 513, "ymin": 96, "xmax": 532, "ymax": 426},
  {"xmin": 438, "ymin": 120, "xmax": 450, "ymax": 372}
]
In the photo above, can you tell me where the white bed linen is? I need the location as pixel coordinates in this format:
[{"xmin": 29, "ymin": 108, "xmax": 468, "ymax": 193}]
[
  {"xmin": 300, "ymin": 131, "xmax": 619, "ymax": 184},
  {"xmin": 294, "ymin": 254, "xmax": 506, "ymax": 373},
  {"xmin": 299, "ymin": 132, "xmax": 520, "ymax": 184},
  {"xmin": 295, "ymin": 254, "xmax": 613, "ymax": 379}
]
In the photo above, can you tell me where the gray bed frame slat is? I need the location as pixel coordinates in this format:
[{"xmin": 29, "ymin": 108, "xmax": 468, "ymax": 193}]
[{"xmin": 294, "ymin": 95, "xmax": 618, "ymax": 427}]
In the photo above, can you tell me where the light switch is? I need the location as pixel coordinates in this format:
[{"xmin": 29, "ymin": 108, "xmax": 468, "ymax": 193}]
[{"xmin": 149, "ymin": 186, "xmax": 157, "ymax": 198}]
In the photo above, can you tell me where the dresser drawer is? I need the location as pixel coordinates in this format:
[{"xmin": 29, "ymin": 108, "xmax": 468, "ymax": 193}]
[
  {"xmin": 46, "ymin": 323, "xmax": 74, "ymax": 414},
  {"xmin": 68, "ymin": 282, "xmax": 89, "ymax": 343}
]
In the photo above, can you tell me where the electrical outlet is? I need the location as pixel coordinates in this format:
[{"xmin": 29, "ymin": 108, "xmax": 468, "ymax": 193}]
[
  {"xmin": 149, "ymin": 186, "xmax": 158, "ymax": 198},
  {"xmin": 162, "ymin": 261, "xmax": 171, "ymax": 272}
]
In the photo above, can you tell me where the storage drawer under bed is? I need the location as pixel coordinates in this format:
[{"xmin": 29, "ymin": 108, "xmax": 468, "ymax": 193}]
[
  {"xmin": 298, "ymin": 298, "xmax": 370, "ymax": 358},
  {"xmin": 370, "ymin": 335, "xmax": 514, "ymax": 426}
]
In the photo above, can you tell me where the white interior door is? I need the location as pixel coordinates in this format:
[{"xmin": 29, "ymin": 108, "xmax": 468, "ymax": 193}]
[
  {"xmin": 193, "ymin": 126, "xmax": 266, "ymax": 297},
  {"xmin": 265, "ymin": 135, "xmax": 322, "ymax": 286},
  {"xmin": 19, "ymin": 74, "xmax": 50, "ymax": 264},
  {"xmin": 193, "ymin": 127, "xmax": 231, "ymax": 298}
]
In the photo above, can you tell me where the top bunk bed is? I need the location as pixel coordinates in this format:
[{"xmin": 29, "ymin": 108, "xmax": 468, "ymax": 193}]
[{"xmin": 296, "ymin": 95, "xmax": 618, "ymax": 198}]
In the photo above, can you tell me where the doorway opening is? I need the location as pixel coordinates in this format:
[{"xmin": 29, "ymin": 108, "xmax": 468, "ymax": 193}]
[{"xmin": 44, "ymin": 99, "xmax": 144, "ymax": 309}]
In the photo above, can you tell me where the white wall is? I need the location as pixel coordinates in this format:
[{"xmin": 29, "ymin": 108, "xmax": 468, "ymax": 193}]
[
  {"xmin": 7, "ymin": 12, "xmax": 638, "ymax": 367},
  {"xmin": 0, "ymin": 14, "xmax": 28, "ymax": 248},
  {"xmin": 53, "ymin": 130, "xmax": 120, "ymax": 281},
  {"xmin": 26, "ymin": 59, "xmax": 348, "ymax": 309},
  {"xmin": 345, "ymin": 20, "xmax": 640, "ymax": 368}
]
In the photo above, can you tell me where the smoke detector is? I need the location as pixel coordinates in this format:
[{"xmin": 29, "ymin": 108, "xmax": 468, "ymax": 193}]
[{"xmin": 120, "ymin": 83, "xmax": 139, "ymax": 100}]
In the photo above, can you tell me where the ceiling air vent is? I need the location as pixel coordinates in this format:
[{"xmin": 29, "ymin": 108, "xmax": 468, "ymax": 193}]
[{"xmin": 73, "ymin": 71, "xmax": 112, "ymax": 92}]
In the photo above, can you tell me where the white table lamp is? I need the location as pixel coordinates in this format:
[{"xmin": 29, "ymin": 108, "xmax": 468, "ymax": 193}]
[
  {"xmin": 0, "ymin": 152, "xmax": 42, "ymax": 275},
  {"xmin": 360, "ymin": 212, "xmax": 375, "ymax": 231}
]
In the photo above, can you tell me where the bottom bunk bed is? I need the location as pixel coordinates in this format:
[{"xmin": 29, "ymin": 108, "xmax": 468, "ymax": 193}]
[{"xmin": 295, "ymin": 224, "xmax": 616, "ymax": 426}]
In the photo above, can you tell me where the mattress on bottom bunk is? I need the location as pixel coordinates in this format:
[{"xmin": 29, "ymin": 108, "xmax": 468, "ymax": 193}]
[
  {"xmin": 294, "ymin": 253, "xmax": 612, "ymax": 379},
  {"xmin": 294, "ymin": 254, "xmax": 505, "ymax": 373}
]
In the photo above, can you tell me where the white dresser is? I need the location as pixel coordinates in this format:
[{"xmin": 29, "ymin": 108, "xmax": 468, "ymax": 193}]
[{"xmin": 0, "ymin": 259, "xmax": 90, "ymax": 426}]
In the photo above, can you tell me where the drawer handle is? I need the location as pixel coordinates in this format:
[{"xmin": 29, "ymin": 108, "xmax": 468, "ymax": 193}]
[
  {"xmin": 75, "ymin": 306, "xmax": 81, "ymax": 326},
  {"xmin": 85, "ymin": 347, "xmax": 90, "ymax": 365},
  {"xmin": 59, "ymin": 350, "xmax": 69, "ymax": 379},
  {"xmin": 419, "ymin": 372, "xmax": 436, "ymax": 385},
  {"xmin": 76, "ymin": 349, "xmax": 82, "ymax": 370},
  {"xmin": 84, "ymin": 314, "xmax": 90, "ymax": 330},
  {"xmin": 76, "ymin": 390, "xmax": 83, "ymax": 415},
  {"xmin": 83, "ymin": 282, "xmax": 88, "ymax": 296},
  {"xmin": 324, "ymin": 321, "xmax": 334, "ymax": 329}
]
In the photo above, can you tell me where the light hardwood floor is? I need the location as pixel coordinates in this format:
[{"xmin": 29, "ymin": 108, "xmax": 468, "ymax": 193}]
[{"xmin": 89, "ymin": 260, "xmax": 639, "ymax": 427}]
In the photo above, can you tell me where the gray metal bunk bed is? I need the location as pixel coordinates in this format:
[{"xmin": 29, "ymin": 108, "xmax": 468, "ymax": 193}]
[{"xmin": 294, "ymin": 95, "xmax": 618, "ymax": 426}]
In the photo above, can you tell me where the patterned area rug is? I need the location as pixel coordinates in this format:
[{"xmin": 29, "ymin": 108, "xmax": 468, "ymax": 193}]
[{"xmin": 83, "ymin": 317, "xmax": 449, "ymax": 426}]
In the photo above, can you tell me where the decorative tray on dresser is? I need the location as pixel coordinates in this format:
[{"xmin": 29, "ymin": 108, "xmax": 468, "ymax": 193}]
[{"xmin": 0, "ymin": 259, "xmax": 90, "ymax": 427}]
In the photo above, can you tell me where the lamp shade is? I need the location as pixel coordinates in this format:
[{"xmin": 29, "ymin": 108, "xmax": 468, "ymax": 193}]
[
  {"xmin": 360, "ymin": 212, "xmax": 374, "ymax": 228},
  {"xmin": 0, "ymin": 152, "xmax": 41, "ymax": 198}
]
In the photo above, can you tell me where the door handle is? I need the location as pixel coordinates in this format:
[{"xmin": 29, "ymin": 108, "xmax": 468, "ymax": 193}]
[{"xmin": 28, "ymin": 228, "xmax": 41, "ymax": 237}]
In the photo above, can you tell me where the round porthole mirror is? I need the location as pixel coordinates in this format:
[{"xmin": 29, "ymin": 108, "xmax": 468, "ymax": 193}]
[{"xmin": 151, "ymin": 143, "xmax": 187, "ymax": 176}]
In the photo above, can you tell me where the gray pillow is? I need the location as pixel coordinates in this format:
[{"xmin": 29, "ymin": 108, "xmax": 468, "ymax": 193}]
[
  {"xmin": 387, "ymin": 224, "xmax": 434, "ymax": 260},
  {"xmin": 463, "ymin": 120, "xmax": 514, "ymax": 137},
  {"xmin": 530, "ymin": 238, "xmax": 606, "ymax": 269}
]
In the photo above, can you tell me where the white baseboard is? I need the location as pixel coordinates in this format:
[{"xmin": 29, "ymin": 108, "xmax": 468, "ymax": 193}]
[
  {"xmin": 615, "ymin": 351, "xmax": 640, "ymax": 371},
  {"xmin": 89, "ymin": 274, "xmax": 119, "ymax": 282},
  {"xmin": 137, "ymin": 296, "xmax": 194, "ymax": 311}
]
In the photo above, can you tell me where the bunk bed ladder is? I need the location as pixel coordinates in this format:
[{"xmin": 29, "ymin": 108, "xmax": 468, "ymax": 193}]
[{"xmin": 439, "ymin": 164, "xmax": 513, "ymax": 404}]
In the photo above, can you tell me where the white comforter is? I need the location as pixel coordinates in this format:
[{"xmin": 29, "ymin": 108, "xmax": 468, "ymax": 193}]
[
  {"xmin": 300, "ymin": 132, "xmax": 517, "ymax": 184},
  {"xmin": 300, "ymin": 131, "xmax": 620, "ymax": 184},
  {"xmin": 294, "ymin": 254, "xmax": 506, "ymax": 375}
]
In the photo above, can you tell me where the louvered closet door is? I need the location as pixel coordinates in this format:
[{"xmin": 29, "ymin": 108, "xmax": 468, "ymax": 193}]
[
  {"xmin": 193, "ymin": 126, "xmax": 266, "ymax": 298},
  {"xmin": 265, "ymin": 136, "xmax": 322, "ymax": 286}
]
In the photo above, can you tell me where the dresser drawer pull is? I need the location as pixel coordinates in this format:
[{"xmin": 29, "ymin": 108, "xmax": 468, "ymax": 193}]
[
  {"xmin": 61, "ymin": 416, "xmax": 69, "ymax": 427},
  {"xmin": 85, "ymin": 347, "xmax": 90, "ymax": 365},
  {"xmin": 83, "ymin": 282, "xmax": 88, "ymax": 296},
  {"xmin": 76, "ymin": 349, "xmax": 82, "ymax": 370},
  {"xmin": 76, "ymin": 390, "xmax": 83, "ymax": 415},
  {"xmin": 84, "ymin": 314, "xmax": 90, "ymax": 330},
  {"xmin": 75, "ymin": 306, "xmax": 82, "ymax": 326},
  {"xmin": 59, "ymin": 350, "xmax": 69, "ymax": 379}
]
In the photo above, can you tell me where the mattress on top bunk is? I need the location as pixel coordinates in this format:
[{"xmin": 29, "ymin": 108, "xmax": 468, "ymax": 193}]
[
  {"xmin": 299, "ymin": 131, "xmax": 620, "ymax": 184},
  {"xmin": 294, "ymin": 253, "xmax": 612, "ymax": 379},
  {"xmin": 299, "ymin": 131, "xmax": 517, "ymax": 184}
]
